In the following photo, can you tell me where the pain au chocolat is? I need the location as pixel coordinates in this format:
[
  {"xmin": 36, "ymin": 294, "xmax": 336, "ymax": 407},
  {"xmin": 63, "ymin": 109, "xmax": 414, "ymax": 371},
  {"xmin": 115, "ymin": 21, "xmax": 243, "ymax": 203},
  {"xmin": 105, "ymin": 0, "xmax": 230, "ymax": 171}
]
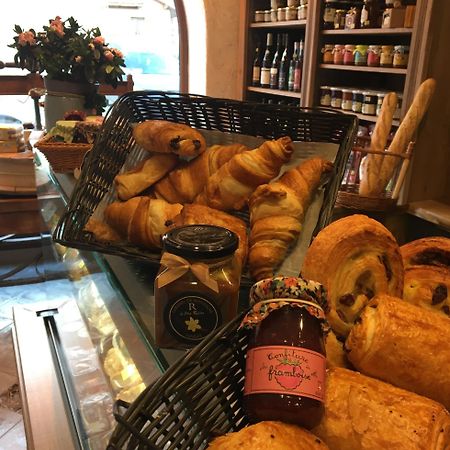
[{"xmin": 301, "ymin": 214, "xmax": 404, "ymax": 337}]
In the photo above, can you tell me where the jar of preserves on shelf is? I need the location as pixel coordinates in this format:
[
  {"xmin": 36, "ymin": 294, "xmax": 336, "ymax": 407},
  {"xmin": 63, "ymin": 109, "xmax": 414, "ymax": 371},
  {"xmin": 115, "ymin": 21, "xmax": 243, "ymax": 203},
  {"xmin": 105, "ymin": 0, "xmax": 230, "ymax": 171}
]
[
  {"xmin": 331, "ymin": 87, "xmax": 342, "ymax": 108},
  {"xmin": 323, "ymin": 1, "xmax": 337, "ymax": 29},
  {"xmin": 155, "ymin": 225, "xmax": 241, "ymax": 349},
  {"xmin": 254, "ymin": 10, "xmax": 265, "ymax": 22},
  {"xmin": 343, "ymin": 44, "xmax": 356, "ymax": 65},
  {"xmin": 354, "ymin": 45, "xmax": 369, "ymax": 66},
  {"xmin": 287, "ymin": 0, "xmax": 300, "ymax": 6},
  {"xmin": 352, "ymin": 89, "xmax": 364, "ymax": 113},
  {"xmin": 394, "ymin": 93, "xmax": 403, "ymax": 119},
  {"xmin": 322, "ymin": 44, "xmax": 335, "ymax": 64},
  {"xmin": 393, "ymin": 45, "xmax": 409, "ymax": 68},
  {"xmin": 264, "ymin": 10, "xmax": 272, "ymax": 22},
  {"xmin": 376, "ymin": 91, "xmax": 388, "ymax": 116},
  {"xmin": 286, "ymin": 5, "xmax": 297, "ymax": 20},
  {"xmin": 345, "ymin": 6, "xmax": 361, "ymax": 30},
  {"xmin": 277, "ymin": 7, "xmax": 286, "ymax": 21},
  {"xmin": 242, "ymin": 276, "xmax": 327, "ymax": 429},
  {"xmin": 271, "ymin": 0, "xmax": 282, "ymax": 8},
  {"xmin": 380, "ymin": 45, "xmax": 394, "ymax": 67},
  {"xmin": 332, "ymin": 44, "xmax": 345, "ymax": 65},
  {"xmin": 300, "ymin": 0, "xmax": 308, "ymax": 5},
  {"xmin": 362, "ymin": 91, "xmax": 378, "ymax": 115},
  {"xmin": 320, "ymin": 86, "xmax": 332, "ymax": 107},
  {"xmin": 341, "ymin": 88, "xmax": 353, "ymax": 111},
  {"xmin": 298, "ymin": 4, "xmax": 308, "ymax": 19},
  {"xmin": 334, "ymin": 9, "xmax": 347, "ymax": 29},
  {"xmin": 367, "ymin": 45, "xmax": 381, "ymax": 67}
]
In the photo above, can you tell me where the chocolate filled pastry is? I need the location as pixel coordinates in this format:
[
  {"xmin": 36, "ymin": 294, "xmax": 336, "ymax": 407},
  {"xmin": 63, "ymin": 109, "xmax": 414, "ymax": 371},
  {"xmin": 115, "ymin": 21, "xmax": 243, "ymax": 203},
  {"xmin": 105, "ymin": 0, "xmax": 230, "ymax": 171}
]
[
  {"xmin": 345, "ymin": 294, "xmax": 450, "ymax": 410},
  {"xmin": 208, "ymin": 421, "xmax": 328, "ymax": 449},
  {"xmin": 313, "ymin": 367, "xmax": 450, "ymax": 450},
  {"xmin": 401, "ymin": 237, "xmax": 450, "ymax": 317},
  {"xmin": 133, "ymin": 120, "xmax": 206, "ymax": 158},
  {"xmin": 324, "ymin": 329, "xmax": 350, "ymax": 369},
  {"xmin": 301, "ymin": 214, "xmax": 404, "ymax": 337}
]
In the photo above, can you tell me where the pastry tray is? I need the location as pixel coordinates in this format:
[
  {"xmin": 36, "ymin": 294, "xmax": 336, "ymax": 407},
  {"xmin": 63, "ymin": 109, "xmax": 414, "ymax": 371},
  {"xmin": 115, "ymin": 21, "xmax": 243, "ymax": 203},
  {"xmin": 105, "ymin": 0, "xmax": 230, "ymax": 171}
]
[{"xmin": 52, "ymin": 91, "xmax": 358, "ymax": 284}]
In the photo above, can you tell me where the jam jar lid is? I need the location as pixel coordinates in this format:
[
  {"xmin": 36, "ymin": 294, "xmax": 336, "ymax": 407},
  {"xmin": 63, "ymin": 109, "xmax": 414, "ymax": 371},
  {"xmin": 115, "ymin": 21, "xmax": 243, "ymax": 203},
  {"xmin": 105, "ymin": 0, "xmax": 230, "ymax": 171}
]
[{"xmin": 162, "ymin": 225, "xmax": 238, "ymax": 259}]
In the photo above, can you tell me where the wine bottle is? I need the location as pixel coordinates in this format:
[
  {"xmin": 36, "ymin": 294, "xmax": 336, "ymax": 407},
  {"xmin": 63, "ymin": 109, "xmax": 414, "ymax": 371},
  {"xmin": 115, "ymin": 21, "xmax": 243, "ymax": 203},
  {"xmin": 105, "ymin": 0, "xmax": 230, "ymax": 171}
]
[
  {"xmin": 251, "ymin": 42, "xmax": 262, "ymax": 87},
  {"xmin": 278, "ymin": 34, "xmax": 290, "ymax": 91},
  {"xmin": 288, "ymin": 41, "xmax": 299, "ymax": 92},
  {"xmin": 293, "ymin": 39, "xmax": 304, "ymax": 93},
  {"xmin": 260, "ymin": 33, "xmax": 274, "ymax": 88},
  {"xmin": 269, "ymin": 34, "xmax": 283, "ymax": 89}
]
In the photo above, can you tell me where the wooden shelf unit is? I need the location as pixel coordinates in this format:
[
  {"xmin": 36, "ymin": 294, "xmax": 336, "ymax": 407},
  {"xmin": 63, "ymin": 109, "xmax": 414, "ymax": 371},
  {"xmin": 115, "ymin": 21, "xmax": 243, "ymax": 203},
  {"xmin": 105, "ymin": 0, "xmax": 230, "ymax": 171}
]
[
  {"xmin": 322, "ymin": 27, "xmax": 413, "ymax": 35},
  {"xmin": 320, "ymin": 64, "xmax": 408, "ymax": 74},
  {"xmin": 247, "ymin": 86, "xmax": 302, "ymax": 98},
  {"xmin": 250, "ymin": 19, "xmax": 307, "ymax": 29},
  {"xmin": 337, "ymin": 109, "xmax": 401, "ymax": 127}
]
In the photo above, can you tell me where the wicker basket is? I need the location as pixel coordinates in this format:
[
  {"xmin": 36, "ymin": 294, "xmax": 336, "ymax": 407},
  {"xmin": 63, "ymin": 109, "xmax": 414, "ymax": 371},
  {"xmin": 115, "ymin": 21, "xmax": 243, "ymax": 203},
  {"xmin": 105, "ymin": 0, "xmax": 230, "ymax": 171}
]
[
  {"xmin": 336, "ymin": 142, "xmax": 414, "ymax": 211},
  {"xmin": 34, "ymin": 141, "xmax": 92, "ymax": 173},
  {"xmin": 108, "ymin": 312, "xmax": 250, "ymax": 449}
]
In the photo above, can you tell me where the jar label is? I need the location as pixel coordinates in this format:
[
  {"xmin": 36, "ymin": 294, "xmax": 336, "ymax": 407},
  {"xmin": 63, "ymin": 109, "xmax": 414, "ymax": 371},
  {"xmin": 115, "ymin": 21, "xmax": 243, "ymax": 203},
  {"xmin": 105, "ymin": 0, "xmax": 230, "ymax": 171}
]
[
  {"xmin": 165, "ymin": 295, "xmax": 221, "ymax": 343},
  {"xmin": 244, "ymin": 345, "xmax": 326, "ymax": 402}
]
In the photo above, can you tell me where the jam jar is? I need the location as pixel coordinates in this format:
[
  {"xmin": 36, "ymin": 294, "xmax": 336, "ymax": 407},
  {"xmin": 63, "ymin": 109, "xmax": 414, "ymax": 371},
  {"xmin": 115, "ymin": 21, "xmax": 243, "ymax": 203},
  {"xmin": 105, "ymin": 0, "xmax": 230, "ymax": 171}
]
[
  {"xmin": 380, "ymin": 45, "xmax": 394, "ymax": 67},
  {"xmin": 393, "ymin": 45, "xmax": 409, "ymax": 68},
  {"xmin": 242, "ymin": 276, "xmax": 327, "ymax": 429},
  {"xmin": 330, "ymin": 87, "xmax": 342, "ymax": 108},
  {"xmin": 354, "ymin": 45, "xmax": 368, "ymax": 66},
  {"xmin": 352, "ymin": 89, "xmax": 364, "ymax": 113},
  {"xmin": 322, "ymin": 44, "xmax": 334, "ymax": 63},
  {"xmin": 332, "ymin": 44, "xmax": 345, "ymax": 65},
  {"xmin": 320, "ymin": 85, "xmax": 332, "ymax": 107},
  {"xmin": 155, "ymin": 225, "xmax": 241, "ymax": 349},
  {"xmin": 343, "ymin": 44, "xmax": 356, "ymax": 65},
  {"xmin": 367, "ymin": 45, "xmax": 381, "ymax": 67}
]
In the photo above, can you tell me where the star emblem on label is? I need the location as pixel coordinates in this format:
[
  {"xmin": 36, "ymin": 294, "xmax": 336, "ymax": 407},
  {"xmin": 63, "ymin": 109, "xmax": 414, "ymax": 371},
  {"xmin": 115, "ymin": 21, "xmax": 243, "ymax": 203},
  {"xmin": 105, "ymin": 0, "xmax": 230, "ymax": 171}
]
[{"xmin": 185, "ymin": 316, "xmax": 202, "ymax": 332}]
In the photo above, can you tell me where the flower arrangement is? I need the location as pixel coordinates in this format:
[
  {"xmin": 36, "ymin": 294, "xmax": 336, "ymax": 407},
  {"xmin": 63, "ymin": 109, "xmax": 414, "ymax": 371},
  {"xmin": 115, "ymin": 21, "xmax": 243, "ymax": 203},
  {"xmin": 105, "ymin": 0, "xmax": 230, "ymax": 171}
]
[{"xmin": 9, "ymin": 16, "xmax": 126, "ymax": 114}]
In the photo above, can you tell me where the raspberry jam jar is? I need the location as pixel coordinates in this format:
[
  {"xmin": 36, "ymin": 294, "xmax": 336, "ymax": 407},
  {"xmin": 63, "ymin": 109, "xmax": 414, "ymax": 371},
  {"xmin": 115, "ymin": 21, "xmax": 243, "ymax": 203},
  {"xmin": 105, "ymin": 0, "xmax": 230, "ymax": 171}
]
[{"xmin": 242, "ymin": 276, "xmax": 327, "ymax": 429}]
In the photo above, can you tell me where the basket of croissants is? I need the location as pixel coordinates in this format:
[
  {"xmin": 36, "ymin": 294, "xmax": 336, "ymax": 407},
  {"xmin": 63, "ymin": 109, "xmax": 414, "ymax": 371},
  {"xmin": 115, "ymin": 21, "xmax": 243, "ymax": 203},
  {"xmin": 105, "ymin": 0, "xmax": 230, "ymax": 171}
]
[
  {"xmin": 53, "ymin": 91, "xmax": 358, "ymax": 282},
  {"xmin": 108, "ymin": 214, "xmax": 450, "ymax": 450}
]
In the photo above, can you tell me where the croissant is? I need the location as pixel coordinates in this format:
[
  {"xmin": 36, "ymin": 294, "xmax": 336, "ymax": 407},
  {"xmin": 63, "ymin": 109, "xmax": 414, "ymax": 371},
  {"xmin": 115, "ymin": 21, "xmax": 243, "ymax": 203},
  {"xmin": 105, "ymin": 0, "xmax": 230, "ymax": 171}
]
[
  {"xmin": 84, "ymin": 217, "xmax": 123, "ymax": 243},
  {"xmin": 133, "ymin": 120, "xmax": 206, "ymax": 158},
  {"xmin": 301, "ymin": 214, "xmax": 404, "ymax": 337},
  {"xmin": 313, "ymin": 367, "xmax": 450, "ymax": 450},
  {"xmin": 104, "ymin": 196, "xmax": 182, "ymax": 249},
  {"xmin": 114, "ymin": 153, "xmax": 179, "ymax": 200},
  {"xmin": 169, "ymin": 203, "xmax": 248, "ymax": 269},
  {"xmin": 194, "ymin": 137, "xmax": 294, "ymax": 211},
  {"xmin": 400, "ymin": 237, "xmax": 450, "ymax": 317},
  {"xmin": 345, "ymin": 294, "xmax": 450, "ymax": 410},
  {"xmin": 208, "ymin": 421, "xmax": 329, "ymax": 450},
  {"xmin": 151, "ymin": 143, "xmax": 249, "ymax": 204},
  {"xmin": 248, "ymin": 157, "xmax": 333, "ymax": 281}
]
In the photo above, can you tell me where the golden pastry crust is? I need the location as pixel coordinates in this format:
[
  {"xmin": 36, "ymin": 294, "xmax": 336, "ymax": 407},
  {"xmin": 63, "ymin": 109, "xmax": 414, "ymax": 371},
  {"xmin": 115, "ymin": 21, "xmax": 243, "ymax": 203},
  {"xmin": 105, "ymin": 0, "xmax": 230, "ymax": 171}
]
[
  {"xmin": 208, "ymin": 421, "xmax": 328, "ymax": 449},
  {"xmin": 300, "ymin": 214, "xmax": 404, "ymax": 337},
  {"xmin": 345, "ymin": 294, "xmax": 450, "ymax": 410},
  {"xmin": 401, "ymin": 236, "xmax": 450, "ymax": 269},
  {"xmin": 313, "ymin": 367, "xmax": 450, "ymax": 450},
  {"xmin": 133, "ymin": 120, "xmax": 206, "ymax": 157},
  {"xmin": 324, "ymin": 329, "xmax": 350, "ymax": 369},
  {"xmin": 84, "ymin": 218, "xmax": 123, "ymax": 242},
  {"xmin": 248, "ymin": 157, "xmax": 333, "ymax": 281}
]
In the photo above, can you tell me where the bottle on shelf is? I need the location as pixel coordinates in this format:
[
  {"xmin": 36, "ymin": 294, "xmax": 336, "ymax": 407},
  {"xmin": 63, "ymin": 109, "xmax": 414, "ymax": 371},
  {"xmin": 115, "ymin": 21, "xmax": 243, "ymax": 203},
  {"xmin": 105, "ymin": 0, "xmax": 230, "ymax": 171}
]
[
  {"xmin": 270, "ymin": 34, "xmax": 283, "ymax": 89},
  {"xmin": 323, "ymin": 0, "xmax": 338, "ymax": 30},
  {"xmin": 293, "ymin": 39, "xmax": 303, "ymax": 93},
  {"xmin": 278, "ymin": 34, "xmax": 290, "ymax": 91},
  {"xmin": 288, "ymin": 41, "xmax": 299, "ymax": 92},
  {"xmin": 251, "ymin": 41, "xmax": 262, "ymax": 87},
  {"xmin": 260, "ymin": 32, "xmax": 274, "ymax": 89}
]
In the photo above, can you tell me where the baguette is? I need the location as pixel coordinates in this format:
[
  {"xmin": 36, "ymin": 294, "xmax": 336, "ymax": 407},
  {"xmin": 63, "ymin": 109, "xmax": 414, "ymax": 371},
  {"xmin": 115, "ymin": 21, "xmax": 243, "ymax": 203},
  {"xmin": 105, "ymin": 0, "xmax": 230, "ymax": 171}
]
[
  {"xmin": 372, "ymin": 78, "xmax": 436, "ymax": 196},
  {"xmin": 359, "ymin": 92, "xmax": 397, "ymax": 197}
]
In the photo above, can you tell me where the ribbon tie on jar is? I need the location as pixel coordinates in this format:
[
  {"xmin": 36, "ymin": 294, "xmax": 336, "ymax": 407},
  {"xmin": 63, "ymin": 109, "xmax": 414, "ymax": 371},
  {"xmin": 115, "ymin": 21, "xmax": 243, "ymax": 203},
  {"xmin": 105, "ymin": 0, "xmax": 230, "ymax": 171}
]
[{"xmin": 156, "ymin": 252, "xmax": 219, "ymax": 293}]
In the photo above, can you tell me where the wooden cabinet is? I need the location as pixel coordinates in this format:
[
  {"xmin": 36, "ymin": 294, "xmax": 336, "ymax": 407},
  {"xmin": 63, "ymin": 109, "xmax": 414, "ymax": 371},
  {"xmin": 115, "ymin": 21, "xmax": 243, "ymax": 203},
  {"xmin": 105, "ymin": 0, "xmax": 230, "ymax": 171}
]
[{"xmin": 239, "ymin": 0, "xmax": 450, "ymax": 231}]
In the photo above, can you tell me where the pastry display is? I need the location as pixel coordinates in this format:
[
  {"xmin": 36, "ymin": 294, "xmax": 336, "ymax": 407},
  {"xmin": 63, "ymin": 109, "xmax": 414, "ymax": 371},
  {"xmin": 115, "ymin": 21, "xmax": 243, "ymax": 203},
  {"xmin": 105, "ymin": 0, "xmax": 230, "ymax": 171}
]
[
  {"xmin": 345, "ymin": 294, "xmax": 450, "ymax": 409},
  {"xmin": 208, "ymin": 421, "xmax": 328, "ymax": 450},
  {"xmin": 324, "ymin": 329, "xmax": 350, "ymax": 369},
  {"xmin": 150, "ymin": 143, "xmax": 249, "ymax": 204},
  {"xmin": 133, "ymin": 119, "xmax": 207, "ymax": 158},
  {"xmin": 401, "ymin": 237, "xmax": 450, "ymax": 316},
  {"xmin": 248, "ymin": 157, "xmax": 333, "ymax": 281},
  {"xmin": 301, "ymin": 214, "xmax": 404, "ymax": 337},
  {"xmin": 313, "ymin": 367, "xmax": 450, "ymax": 450},
  {"xmin": 194, "ymin": 136, "xmax": 294, "ymax": 211}
]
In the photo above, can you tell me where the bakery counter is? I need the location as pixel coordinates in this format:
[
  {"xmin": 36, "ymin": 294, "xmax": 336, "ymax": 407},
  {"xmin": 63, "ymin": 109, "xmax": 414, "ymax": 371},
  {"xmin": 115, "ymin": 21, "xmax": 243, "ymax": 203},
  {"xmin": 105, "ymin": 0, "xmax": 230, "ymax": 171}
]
[{"xmin": 9, "ymin": 152, "xmax": 184, "ymax": 450}]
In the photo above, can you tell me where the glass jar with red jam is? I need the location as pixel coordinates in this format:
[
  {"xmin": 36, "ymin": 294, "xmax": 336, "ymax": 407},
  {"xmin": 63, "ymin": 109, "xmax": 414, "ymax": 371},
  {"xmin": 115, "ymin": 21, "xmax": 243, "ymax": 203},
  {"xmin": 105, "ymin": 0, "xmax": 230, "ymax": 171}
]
[
  {"xmin": 155, "ymin": 225, "xmax": 240, "ymax": 350},
  {"xmin": 242, "ymin": 276, "xmax": 327, "ymax": 429}
]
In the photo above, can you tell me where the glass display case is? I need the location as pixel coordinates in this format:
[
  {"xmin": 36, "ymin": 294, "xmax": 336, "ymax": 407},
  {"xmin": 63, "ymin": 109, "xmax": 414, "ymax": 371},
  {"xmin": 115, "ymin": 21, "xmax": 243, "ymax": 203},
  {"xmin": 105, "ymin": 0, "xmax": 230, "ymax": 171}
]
[{"xmin": 7, "ymin": 152, "xmax": 185, "ymax": 449}]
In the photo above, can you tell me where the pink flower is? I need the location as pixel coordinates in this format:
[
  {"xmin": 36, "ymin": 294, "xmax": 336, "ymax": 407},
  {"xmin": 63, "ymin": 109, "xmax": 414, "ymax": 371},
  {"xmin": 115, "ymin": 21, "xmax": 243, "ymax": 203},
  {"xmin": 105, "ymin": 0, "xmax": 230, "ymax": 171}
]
[
  {"xmin": 93, "ymin": 36, "xmax": 105, "ymax": 45},
  {"xmin": 18, "ymin": 30, "xmax": 36, "ymax": 46},
  {"xmin": 75, "ymin": 56, "xmax": 82, "ymax": 63},
  {"xmin": 111, "ymin": 48, "xmax": 123, "ymax": 58},
  {"xmin": 104, "ymin": 50, "xmax": 114, "ymax": 61},
  {"xmin": 49, "ymin": 16, "xmax": 64, "ymax": 37}
]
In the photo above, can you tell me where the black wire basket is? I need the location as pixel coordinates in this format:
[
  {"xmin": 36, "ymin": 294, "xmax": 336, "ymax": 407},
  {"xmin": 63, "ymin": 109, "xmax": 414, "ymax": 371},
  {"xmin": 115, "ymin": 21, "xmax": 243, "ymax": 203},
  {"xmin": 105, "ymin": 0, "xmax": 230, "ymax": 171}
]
[
  {"xmin": 53, "ymin": 91, "xmax": 357, "ymax": 284},
  {"xmin": 108, "ymin": 312, "xmax": 249, "ymax": 449}
]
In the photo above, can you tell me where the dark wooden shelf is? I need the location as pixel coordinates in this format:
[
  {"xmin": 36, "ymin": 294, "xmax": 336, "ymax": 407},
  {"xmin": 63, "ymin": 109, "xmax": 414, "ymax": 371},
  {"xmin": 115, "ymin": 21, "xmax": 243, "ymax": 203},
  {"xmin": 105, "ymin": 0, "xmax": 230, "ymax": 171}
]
[
  {"xmin": 247, "ymin": 86, "xmax": 302, "ymax": 98},
  {"xmin": 320, "ymin": 64, "xmax": 408, "ymax": 74},
  {"xmin": 322, "ymin": 27, "xmax": 413, "ymax": 35},
  {"xmin": 250, "ymin": 20, "xmax": 307, "ymax": 29},
  {"xmin": 336, "ymin": 108, "xmax": 400, "ymax": 126}
]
